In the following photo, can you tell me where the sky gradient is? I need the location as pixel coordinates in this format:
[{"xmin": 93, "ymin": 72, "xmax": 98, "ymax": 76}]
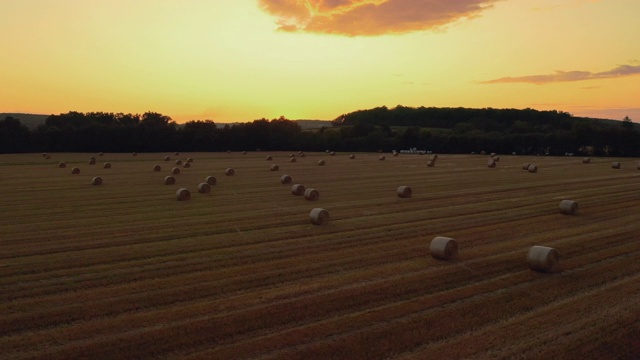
[{"xmin": 1, "ymin": 0, "xmax": 639, "ymax": 123}]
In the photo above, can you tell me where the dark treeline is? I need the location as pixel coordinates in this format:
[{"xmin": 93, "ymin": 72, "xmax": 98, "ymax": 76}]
[
  {"xmin": 1, "ymin": 106, "xmax": 638, "ymax": 156},
  {"xmin": 332, "ymin": 105, "xmax": 638, "ymax": 156}
]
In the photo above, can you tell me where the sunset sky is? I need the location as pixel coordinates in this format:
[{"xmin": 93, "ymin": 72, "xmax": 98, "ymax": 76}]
[{"xmin": 1, "ymin": 0, "xmax": 639, "ymax": 123}]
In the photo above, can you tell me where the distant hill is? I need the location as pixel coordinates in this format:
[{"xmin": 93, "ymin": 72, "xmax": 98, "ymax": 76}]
[
  {"xmin": 3, "ymin": 111, "xmax": 633, "ymax": 131},
  {"xmin": 575, "ymin": 116, "xmax": 640, "ymax": 130},
  {"xmin": 0, "ymin": 113, "xmax": 49, "ymax": 129},
  {"xmin": 1, "ymin": 113, "xmax": 333, "ymax": 130},
  {"xmin": 294, "ymin": 120, "xmax": 333, "ymax": 129},
  {"xmin": 213, "ymin": 119, "xmax": 332, "ymax": 129}
]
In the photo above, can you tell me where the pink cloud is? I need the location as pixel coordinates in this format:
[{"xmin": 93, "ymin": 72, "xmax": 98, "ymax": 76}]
[
  {"xmin": 481, "ymin": 64, "xmax": 640, "ymax": 84},
  {"xmin": 257, "ymin": 0, "xmax": 501, "ymax": 36}
]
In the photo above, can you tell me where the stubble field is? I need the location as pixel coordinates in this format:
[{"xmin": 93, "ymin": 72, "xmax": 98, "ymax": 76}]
[{"xmin": 0, "ymin": 151, "xmax": 639, "ymax": 359}]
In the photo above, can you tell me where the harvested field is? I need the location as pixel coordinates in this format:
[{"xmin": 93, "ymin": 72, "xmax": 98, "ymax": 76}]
[{"xmin": 0, "ymin": 152, "xmax": 639, "ymax": 359}]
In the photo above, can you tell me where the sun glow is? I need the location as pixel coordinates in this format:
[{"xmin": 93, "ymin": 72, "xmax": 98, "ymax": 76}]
[{"xmin": 1, "ymin": 0, "xmax": 638, "ymax": 123}]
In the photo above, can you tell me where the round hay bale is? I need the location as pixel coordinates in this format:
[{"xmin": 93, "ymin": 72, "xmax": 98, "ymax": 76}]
[
  {"xmin": 176, "ymin": 188, "xmax": 191, "ymax": 201},
  {"xmin": 393, "ymin": 152, "xmax": 399, "ymax": 157},
  {"xmin": 132, "ymin": 152, "xmax": 137, "ymax": 156},
  {"xmin": 99, "ymin": 152, "xmax": 104, "ymax": 156},
  {"xmin": 242, "ymin": 151, "xmax": 247, "ymax": 155},
  {"xmin": 325, "ymin": 150, "xmax": 331, "ymax": 153},
  {"xmin": 45, "ymin": 155, "xmax": 51, "ymax": 159},
  {"xmin": 183, "ymin": 162, "xmax": 191, "ymax": 168},
  {"xmin": 266, "ymin": 155, "xmax": 272, "ymax": 161},
  {"xmin": 164, "ymin": 176, "xmax": 176, "ymax": 185},
  {"xmin": 330, "ymin": 151, "xmax": 335, "ymax": 156},
  {"xmin": 89, "ymin": 158, "xmax": 96, "ymax": 165},
  {"xmin": 205, "ymin": 176, "xmax": 217, "ymax": 185},
  {"xmin": 427, "ymin": 160, "xmax": 435, "ymax": 167},
  {"xmin": 304, "ymin": 188, "xmax": 319, "ymax": 201},
  {"xmin": 58, "ymin": 162, "xmax": 66, "ymax": 168},
  {"xmin": 487, "ymin": 159, "xmax": 496, "ymax": 168},
  {"xmin": 559, "ymin": 200, "xmax": 578, "ymax": 215},
  {"xmin": 310, "ymin": 208, "xmax": 329, "ymax": 225},
  {"xmin": 397, "ymin": 186, "xmax": 412, "ymax": 198},
  {"xmin": 490, "ymin": 152, "xmax": 496, "ymax": 157},
  {"xmin": 291, "ymin": 184, "xmax": 305, "ymax": 196},
  {"xmin": 289, "ymin": 153, "xmax": 296, "ymax": 158},
  {"xmin": 164, "ymin": 156, "xmax": 171, "ymax": 161},
  {"xmin": 197, "ymin": 183, "xmax": 211, "ymax": 194},
  {"xmin": 349, "ymin": 154, "xmax": 355, "ymax": 159},
  {"xmin": 270, "ymin": 164, "xmax": 279, "ymax": 171},
  {"xmin": 522, "ymin": 163, "xmax": 530, "ymax": 170},
  {"xmin": 42, "ymin": 153, "xmax": 47, "ymax": 157},
  {"xmin": 92, "ymin": 176, "xmax": 102, "ymax": 185},
  {"xmin": 318, "ymin": 160, "xmax": 326, "ymax": 166},
  {"xmin": 527, "ymin": 245, "xmax": 559, "ymax": 273},
  {"xmin": 612, "ymin": 162, "xmax": 621, "ymax": 169},
  {"xmin": 153, "ymin": 164, "xmax": 162, "ymax": 172},
  {"xmin": 429, "ymin": 236, "xmax": 458, "ymax": 260},
  {"xmin": 582, "ymin": 157, "xmax": 591, "ymax": 164},
  {"xmin": 280, "ymin": 175, "xmax": 292, "ymax": 184},
  {"xmin": 186, "ymin": 158, "xmax": 193, "ymax": 163},
  {"xmin": 103, "ymin": 162, "xmax": 111, "ymax": 169},
  {"xmin": 174, "ymin": 152, "xmax": 180, "ymax": 156},
  {"xmin": 528, "ymin": 164, "xmax": 538, "ymax": 173},
  {"xmin": 71, "ymin": 167, "xmax": 80, "ymax": 174},
  {"xmin": 172, "ymin": 167, "xmax": 180, "ymax": 175},
  {"xmin": 175, "ymin": 159, "xmax": 183, "ymax": 165},
  {"xmin": 225, "ymin": 168, "xmax": 235, "ymax": 176},
  {"xmin": 379, "ymin": 155, "xmax": 386, "ymax": 161},
  {"xmin": 290, "ymin": 157, "xmax": 297, "ymax": 163},
  {"xmin": 300, "ymin": 153, "xmax": 306, "ymax": 158}
]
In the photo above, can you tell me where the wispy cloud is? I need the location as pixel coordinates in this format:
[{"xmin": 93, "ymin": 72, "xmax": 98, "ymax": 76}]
[
  {"xmin": 257, "ymin": 0, "xmax": 501, "ymax": 36},
  {"xmin": 480, "ymin": 64, "xmax": 640, "ymax": 84}
]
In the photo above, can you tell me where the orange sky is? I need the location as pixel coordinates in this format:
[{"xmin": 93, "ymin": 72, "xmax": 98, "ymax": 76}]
[{"xmin": 1, "ymin": 0, "xmax": 638, "ymax": 123}]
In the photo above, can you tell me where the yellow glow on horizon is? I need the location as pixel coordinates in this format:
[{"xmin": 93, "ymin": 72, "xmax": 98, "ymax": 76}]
[{"xmin": 1, "ymin": 0, "xmax": 639, "ymax": 123}]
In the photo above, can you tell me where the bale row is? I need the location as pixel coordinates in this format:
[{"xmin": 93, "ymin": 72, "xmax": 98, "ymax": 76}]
[
  {"xmin": 175, "ymin": 183, "xmax": 212, "ymax": 201},
  {"xmin": 165, "ymin": 175, "xmax": 216, "ymax": 186},
  {"xmin": 428, "ymin": 236, "xmax": 559, "ymax": 273},
  {"xmin": 290, "ymin": 183, "xmax": 320, "ymax": 201}
]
